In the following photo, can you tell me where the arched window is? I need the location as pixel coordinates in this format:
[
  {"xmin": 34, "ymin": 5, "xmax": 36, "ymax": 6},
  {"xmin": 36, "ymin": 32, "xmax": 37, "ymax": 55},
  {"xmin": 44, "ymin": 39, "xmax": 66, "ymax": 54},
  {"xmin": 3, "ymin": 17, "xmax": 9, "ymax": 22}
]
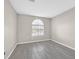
[{"xmin": 32, "ymin": 19, "xmax": 44, "ymax": 36}]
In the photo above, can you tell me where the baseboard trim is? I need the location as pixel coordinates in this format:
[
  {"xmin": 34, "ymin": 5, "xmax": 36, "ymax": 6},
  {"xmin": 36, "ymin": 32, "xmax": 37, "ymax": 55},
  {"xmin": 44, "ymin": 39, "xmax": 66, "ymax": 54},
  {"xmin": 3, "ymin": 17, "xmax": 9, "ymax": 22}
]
[
  {"xmin": 6, "ymin": 39, "xmax": 51, "ymax": 59},
  {"xmin": 6, "ymin": 43, "xmax": 17, "ymax": 59},
  {"xmin": 17, "ymin": 39, "xmax": 51, "ymax": 45},
  {"xmin": 51, "ymin": 40, "xmax": 75, "ymax": 50},
  {"xmin": 6, "ymin": 39, "xmax": 74, "ymax": 59}
]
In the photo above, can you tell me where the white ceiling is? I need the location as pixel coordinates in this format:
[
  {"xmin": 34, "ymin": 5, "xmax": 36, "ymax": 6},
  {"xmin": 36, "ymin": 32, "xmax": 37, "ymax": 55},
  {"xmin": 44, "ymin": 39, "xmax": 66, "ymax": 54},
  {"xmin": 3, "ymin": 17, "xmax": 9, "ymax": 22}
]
[{"xmin": 9, "ymin": 0, "xmax": 74, "ymax": 18}]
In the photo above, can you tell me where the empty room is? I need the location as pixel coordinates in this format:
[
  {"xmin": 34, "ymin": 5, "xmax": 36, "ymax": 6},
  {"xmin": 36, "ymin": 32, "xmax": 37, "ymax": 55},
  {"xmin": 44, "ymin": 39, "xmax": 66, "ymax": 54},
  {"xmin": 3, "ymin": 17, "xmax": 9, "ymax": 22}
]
[{"xmin": 4, "ymin": 0, "xmax": 75, "ymax": 59}]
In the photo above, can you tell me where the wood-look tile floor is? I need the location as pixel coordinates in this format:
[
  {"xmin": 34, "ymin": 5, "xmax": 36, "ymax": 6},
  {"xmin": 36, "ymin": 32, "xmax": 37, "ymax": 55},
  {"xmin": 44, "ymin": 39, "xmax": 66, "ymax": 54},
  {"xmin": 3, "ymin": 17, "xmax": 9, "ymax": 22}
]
[{"xmin": 9, "ymin": 40, "xmax": 75, "ymax": 59}]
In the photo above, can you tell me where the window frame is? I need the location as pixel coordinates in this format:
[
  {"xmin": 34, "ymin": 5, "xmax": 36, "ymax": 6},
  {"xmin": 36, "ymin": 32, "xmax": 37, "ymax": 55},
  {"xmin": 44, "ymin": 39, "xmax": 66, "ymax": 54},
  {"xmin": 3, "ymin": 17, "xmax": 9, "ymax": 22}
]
[{"xmin": 32, "ymin": 19, "xmax": 44, "ymax": 36}]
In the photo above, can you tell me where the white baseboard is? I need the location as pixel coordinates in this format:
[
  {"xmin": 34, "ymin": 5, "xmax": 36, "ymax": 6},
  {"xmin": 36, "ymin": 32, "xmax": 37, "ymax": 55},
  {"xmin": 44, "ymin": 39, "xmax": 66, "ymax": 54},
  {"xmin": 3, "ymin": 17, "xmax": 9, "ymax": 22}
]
[
  {"xmin": 51, "ymin": 40, "xmax": 75, "ymax": 50},
  {"xmin": 5, "ymin": 39, "xmax": 51, "ymax": 59},
  {"xmin": 17, "ymin": 39, "xmax": 51, "ymax": 45},
  {"xmin": 6, "ymin": 43, "xmax": 17, "ymax": 59},
  {"xmin": 5, "ymin": 39, "xmax": 74, "ymax": 59}
]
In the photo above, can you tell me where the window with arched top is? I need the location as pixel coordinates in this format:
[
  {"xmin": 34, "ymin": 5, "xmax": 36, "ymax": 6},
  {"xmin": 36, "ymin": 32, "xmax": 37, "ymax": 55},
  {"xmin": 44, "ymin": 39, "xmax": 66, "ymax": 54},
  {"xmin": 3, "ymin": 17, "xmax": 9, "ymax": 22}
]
[{"xmin": 32, "ymin": 19, "xmax": 44, "ymax": 36}]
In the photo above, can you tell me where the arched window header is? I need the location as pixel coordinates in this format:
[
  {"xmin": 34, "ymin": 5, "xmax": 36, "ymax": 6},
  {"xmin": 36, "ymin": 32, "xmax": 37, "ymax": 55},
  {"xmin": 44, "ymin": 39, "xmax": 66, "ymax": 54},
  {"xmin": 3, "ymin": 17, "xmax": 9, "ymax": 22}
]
[{"xmin": 32, "ymin": 19, "xmax": 44, "ymax": 25}]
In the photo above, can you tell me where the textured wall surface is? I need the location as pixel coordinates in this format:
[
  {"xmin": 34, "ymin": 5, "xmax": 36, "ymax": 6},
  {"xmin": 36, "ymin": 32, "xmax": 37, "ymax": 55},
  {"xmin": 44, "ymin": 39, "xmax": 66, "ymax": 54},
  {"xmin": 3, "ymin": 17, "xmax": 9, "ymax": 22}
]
[
  {"xmin": 51, "ymin": 8, "xmax": 75, "ymax": 49},
  {"xmin": 4, "ymin": 0, "xmax": 17, "ymax": 58},
  {"xmin": 17, "ymin": 15, "xmax": 51, "ymax": 43}
]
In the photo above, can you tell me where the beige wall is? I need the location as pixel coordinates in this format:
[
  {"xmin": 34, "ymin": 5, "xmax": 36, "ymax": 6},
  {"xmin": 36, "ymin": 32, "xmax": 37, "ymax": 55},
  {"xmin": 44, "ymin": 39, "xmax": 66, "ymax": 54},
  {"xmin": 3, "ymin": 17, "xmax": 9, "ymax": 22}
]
[
  {"xmin": 4, "ymin": 0, "xmax": 17, "ymax": 58},
  {"xmin": 51, "ymin": 8, "xmax": 75, "ymax": 49},
  {"xmin": 17, "ymin": 15, "xmax": 51, "ymax": 43}
]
